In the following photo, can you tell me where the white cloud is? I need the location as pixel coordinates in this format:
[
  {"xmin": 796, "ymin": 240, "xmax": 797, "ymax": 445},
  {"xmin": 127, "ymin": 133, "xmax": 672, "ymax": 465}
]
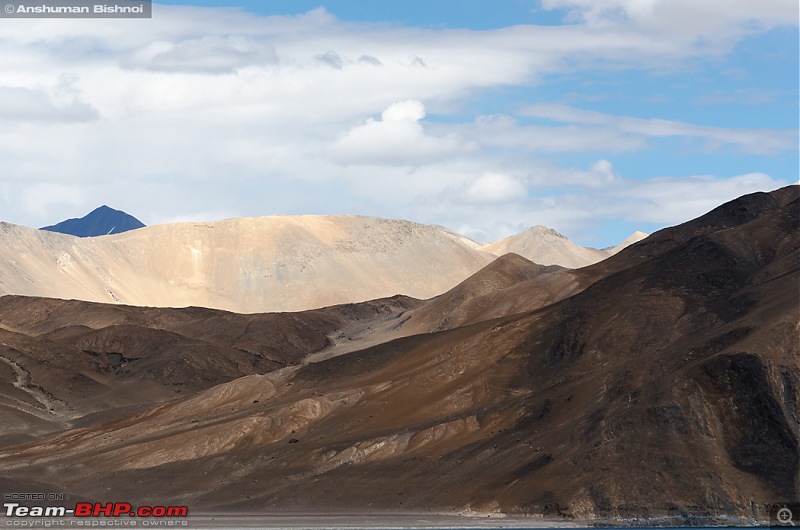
[
  {"xmin": 0, "ymin": 86, "xmax": 98, "ymax": 122},
  {"xmin": 694, "ymin": 88, "xmax": 786, "ymax": 106},
  {"xmin": 522, "ymin": 104, "xmax": 798, "ymax": 155},
  {"xmin": 331, "ymin": 100, "xmax": 465, "ymax": 165},
  {"xmin": 123, "ymin": 36, "xmax": 279, "ymax": 74},
  {"xmin": 588, "ymin": 159, "xmax": 618, "ymax": 183},
  {"xmin": 315, "ymin": 51, "xmax": 344, "ymax": 69},
  {"xmin": 415, "ymin": 165, "xmax": 790, "ymax": 246},
  {"xmin": 358, "ymin": 55, "xmax": 382, "ymax": 66},
  {"xmin": 466, "ymin": 173, "xmax": 527, "ymax": 203},
  {"xmin": 0, "ymin": 4, "xmax": 793, "ymax": 248},
  {"xmin": 449, "ymin": 114, "xmax": 648, "ymax": 153},
  {"xmin": 382, "ymin": 100, "xmax": 426, "ymax": 122},
  {"xmin": 0, "ymin": 182, "xmax": 85, "ymax": 221},
  {"xmin": 542, "ymin": 0, "xmax": 797, "ymax": 40},
  {"xmin": 601, "ymin": 172, "xmax": 786, "ymax": 224}
]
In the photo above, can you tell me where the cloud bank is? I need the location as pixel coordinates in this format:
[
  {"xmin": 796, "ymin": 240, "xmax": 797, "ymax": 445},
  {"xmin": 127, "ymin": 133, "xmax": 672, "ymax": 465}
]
[{"xmin": 0, "ymin": 2, "xmax": 795, "ymax": 246}]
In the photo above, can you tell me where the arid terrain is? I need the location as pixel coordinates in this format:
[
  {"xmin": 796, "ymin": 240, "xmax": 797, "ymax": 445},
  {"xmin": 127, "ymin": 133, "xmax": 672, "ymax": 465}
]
[
  {"xmin": 0, "ymin": 214, "xmax": 641, "ymax": 313},
  {"xmin": 0, "ymin": 186, "xmax": 797, "ymax": 525}
]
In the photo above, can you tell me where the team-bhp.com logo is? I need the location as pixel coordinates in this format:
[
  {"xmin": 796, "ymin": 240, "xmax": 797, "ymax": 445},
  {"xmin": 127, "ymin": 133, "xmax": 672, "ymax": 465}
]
[{"xmin": 5, "ymin": 502, "xmax": 188, "ymax": 518}]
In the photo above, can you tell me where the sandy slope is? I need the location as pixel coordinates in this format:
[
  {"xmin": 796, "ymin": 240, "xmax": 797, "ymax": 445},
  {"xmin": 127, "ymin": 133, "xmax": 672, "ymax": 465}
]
[
  {"xmin": 482, "ymin": 226, "xmax": 646, "ymax": 268},
  {"xmin": 0, "ymin": 215, "xmax": 494, "ymax": 313},
  {"xmin": 0, "ymin": 215, "xmax": 644, "ymax": 313}
]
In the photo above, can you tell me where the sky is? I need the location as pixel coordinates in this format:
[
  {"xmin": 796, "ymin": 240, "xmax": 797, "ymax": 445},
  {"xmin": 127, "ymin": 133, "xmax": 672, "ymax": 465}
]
[{"xmin": 0, "ymin": 0, "xmax": 797, "ymax": 247}]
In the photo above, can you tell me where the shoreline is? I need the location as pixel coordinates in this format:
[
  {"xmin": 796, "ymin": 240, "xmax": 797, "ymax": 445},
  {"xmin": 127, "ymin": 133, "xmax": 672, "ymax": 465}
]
[
  {"xmin": 180, "ymin": 512, "xmax": 765, "ymax": 529},
  {"xmin": 0, "ymin": 512, "xmax": 768, "ymax": 529}
]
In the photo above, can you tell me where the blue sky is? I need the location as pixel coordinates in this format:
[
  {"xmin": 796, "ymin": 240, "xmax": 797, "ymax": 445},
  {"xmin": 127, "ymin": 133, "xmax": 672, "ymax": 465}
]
[
  {"xmin": 157, "ymin": 0, "xmax": 569, "ymax": 28},
  {"xmin": 0, "ymin": 0, "xmax": 797, "ymax": 247}
]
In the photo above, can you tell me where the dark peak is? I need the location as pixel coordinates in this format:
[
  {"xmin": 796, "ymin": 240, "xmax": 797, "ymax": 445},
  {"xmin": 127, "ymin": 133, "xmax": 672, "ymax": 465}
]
[
  {"xmin": 462, "ymin": 252, "xmax": 557, "ymax": 287},
  {"xmin": 669, "ymin": 184, "xmax": 798, "ymax": 238},
  {"xmin": 492, "ymin": 252, "xmax": 536, "ymax": 267},
  {"xmin": 40, "ymin": 205, "xmax": 145, "ymax": 238},
  {"xmin": 594, "ymin": 184, "xmax": 800, "ymax": 275},
  {"xmin": 770, "ymin": 183, "xmax": 800, "ymax": 208},
  {"xmin": 87, "ymin": 205, "xmax": 127, "ymax": 217}
]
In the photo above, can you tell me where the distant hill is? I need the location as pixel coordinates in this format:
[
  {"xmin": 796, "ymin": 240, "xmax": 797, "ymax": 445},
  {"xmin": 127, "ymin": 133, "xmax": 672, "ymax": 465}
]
[
  {"xmin": 40, "ymin": 205, "xmax": 145, "ymax": 237},
  {"xmin": 3, "ymin": 215, "xmax": 495, "ymax": 313},
  {"xmin": 3, "ymin": 211, "xmax": 644, "ymax": 313},
  {"xmin": 481, "ymin": 225, "xmax": 647, "ymax": 268}
]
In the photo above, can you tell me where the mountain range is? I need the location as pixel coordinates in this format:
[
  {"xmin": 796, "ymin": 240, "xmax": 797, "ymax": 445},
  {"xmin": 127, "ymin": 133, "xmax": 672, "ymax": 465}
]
[
  {"xmin": 0, "ymin": 185, "xmax": 796, "ymax": 525},
  {"xmin": 3, "ymin": 212, "xmax": 644, "ymax": 313}
]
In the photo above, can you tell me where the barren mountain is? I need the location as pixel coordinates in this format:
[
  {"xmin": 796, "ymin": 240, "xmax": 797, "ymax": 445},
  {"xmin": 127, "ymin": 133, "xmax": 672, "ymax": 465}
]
[
  {"xmin": 0, "ymin": 186, "xmax": 796, "ymax": 524},
  {"xmin": 0, "ymin": 215, "xmax": 494, "ymax": 313},
  {"xmin": 373, "ymin": 254, "xmax": 578, "ymax": 337},
  {"xmin": 0, "ymin": 293, "xmax": 419, "ymax": 446},
  {"xmin": 481, "ymin": 226, "xmax": 646, "ymax": 268},
  {"xmin": 2, "ymin": 213, "xmax": 645, "ymax": 314}
]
